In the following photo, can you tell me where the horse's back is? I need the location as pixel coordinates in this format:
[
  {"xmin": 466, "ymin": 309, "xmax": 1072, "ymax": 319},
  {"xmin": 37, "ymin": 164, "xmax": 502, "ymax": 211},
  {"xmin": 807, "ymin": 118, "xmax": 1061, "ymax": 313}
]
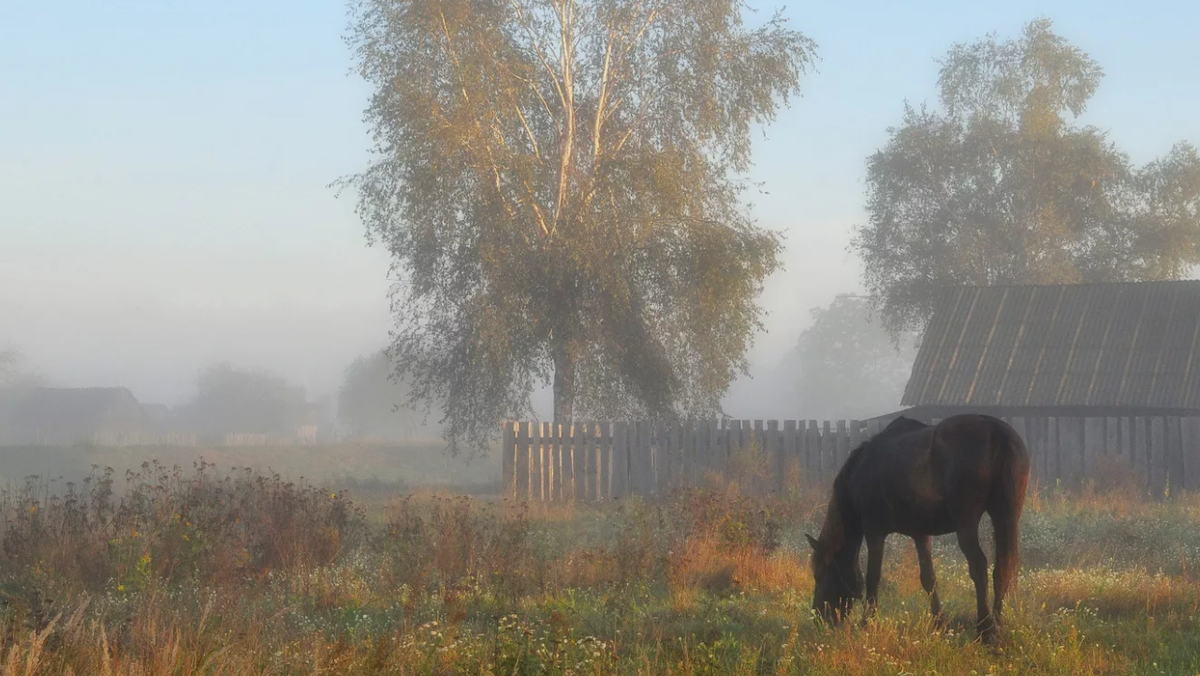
[
  {"xmin": 931, "ymin": 414, "xmax": 1031, "ymax": 514},
  {"xmin": 932, "ymin": 414, "xmax": 1030, "ymax": 471},
  {"xmin": 847, "ymin": 413, "xmax": 1029, "ymax": 537}
]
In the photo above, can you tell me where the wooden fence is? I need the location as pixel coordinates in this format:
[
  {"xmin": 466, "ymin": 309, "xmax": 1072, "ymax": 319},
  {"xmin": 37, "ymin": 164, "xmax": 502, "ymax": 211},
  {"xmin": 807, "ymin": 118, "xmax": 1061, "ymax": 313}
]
[
  {"xmin": 502, "ymin": 416, "xmax": 1200, "ymax": 502},
  {"xmin": 92, "ymin": 431, "xmax": 199, "ymax": 447}
]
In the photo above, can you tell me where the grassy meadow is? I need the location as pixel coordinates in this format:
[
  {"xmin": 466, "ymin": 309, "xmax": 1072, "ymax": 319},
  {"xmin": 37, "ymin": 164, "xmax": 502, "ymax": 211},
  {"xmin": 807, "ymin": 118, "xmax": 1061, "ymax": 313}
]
[{"xmin": 0, "ymin": 445, "xmax": 1196, "ymax": 674}]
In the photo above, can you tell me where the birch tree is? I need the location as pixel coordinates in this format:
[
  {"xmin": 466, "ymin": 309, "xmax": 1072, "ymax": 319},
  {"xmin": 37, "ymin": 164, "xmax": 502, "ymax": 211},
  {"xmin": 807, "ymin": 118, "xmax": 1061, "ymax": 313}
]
[
  {"xmin": 341, "ymin": 0, "xmax": 816, "ymax": 453},
  {"xmin": 853, "ymin": 18, "xmax": 1200, "ymax": 338}
]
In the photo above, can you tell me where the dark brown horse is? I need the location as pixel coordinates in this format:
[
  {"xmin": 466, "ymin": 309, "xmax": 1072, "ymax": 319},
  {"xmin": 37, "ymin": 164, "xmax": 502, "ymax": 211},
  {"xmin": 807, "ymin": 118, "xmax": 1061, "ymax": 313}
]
[{"xmin": 806, "ymin": 413, "xmax": 1030, "ymax": 642}]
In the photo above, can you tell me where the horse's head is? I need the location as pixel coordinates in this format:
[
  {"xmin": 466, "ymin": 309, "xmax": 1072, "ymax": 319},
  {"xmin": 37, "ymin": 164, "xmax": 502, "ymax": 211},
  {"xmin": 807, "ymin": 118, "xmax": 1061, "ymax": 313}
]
[{"xmin": 806, "ymin": 533, "xmax": 863, "ymax": 624}]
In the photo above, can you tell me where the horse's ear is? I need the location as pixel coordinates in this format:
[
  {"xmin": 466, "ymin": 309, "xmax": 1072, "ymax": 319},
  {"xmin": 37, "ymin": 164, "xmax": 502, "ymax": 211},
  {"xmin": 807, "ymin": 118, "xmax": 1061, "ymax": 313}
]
[{"xmin": 805, "ymin": 534, "xmax": 821, "ymax": 552}]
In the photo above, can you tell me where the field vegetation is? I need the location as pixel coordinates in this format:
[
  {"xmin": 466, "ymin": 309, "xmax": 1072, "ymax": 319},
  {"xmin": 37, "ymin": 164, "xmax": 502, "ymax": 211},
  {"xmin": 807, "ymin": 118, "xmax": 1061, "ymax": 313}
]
[{"xmin": 0, "ymin": 448, "xmax": 1195, "ymax": 674}]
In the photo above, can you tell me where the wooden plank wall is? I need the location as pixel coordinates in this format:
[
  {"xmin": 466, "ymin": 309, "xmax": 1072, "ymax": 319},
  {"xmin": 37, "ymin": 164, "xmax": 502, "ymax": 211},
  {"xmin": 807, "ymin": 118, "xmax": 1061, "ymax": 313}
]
[{"xmin": 503, "ymin": 415, "xmax": 1200, "ymax": 502}]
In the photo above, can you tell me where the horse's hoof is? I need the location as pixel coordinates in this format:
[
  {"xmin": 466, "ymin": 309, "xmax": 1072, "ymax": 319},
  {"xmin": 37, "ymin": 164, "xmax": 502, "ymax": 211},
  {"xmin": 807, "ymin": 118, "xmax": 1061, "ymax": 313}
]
[{"xmin": 977, "ymin": 619, "xmax": 999, "ymax": 645}]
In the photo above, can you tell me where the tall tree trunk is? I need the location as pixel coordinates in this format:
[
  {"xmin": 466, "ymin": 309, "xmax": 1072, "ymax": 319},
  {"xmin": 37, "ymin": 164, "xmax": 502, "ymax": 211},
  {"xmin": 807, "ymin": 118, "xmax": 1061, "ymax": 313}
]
[{"xmin": 552, "ymin": 338, "xmax": 575, "ymax": 423}]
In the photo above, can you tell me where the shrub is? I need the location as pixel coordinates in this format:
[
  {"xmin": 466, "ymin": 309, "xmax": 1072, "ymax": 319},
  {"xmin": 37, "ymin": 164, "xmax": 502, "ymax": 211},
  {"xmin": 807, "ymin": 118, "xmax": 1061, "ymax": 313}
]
[{"xmin": 0, "ymin": 461, "xmax": 368, "ymax": 592}]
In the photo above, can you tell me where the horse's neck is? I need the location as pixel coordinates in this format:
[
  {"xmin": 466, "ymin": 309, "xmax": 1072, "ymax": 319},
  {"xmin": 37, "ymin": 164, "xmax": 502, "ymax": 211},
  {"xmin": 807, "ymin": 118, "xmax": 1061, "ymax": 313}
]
[{"xmin": 820, "ymin": 490, "xmax": 863, "ymax": 560}]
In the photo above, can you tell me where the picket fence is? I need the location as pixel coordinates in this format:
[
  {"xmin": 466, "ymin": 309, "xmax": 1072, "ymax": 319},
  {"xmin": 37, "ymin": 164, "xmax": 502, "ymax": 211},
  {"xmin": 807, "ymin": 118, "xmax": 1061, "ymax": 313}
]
[{"xmin": 502, "ymin": 416, "xmax": 1200, "ymax": 502}]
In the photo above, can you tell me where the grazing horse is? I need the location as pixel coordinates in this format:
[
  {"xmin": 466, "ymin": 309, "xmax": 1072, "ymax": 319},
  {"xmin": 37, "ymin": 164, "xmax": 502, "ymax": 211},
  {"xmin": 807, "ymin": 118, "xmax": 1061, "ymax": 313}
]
[{"xmin": 806, "ymin": 414, "xmax": 1030, "ymax": 642}]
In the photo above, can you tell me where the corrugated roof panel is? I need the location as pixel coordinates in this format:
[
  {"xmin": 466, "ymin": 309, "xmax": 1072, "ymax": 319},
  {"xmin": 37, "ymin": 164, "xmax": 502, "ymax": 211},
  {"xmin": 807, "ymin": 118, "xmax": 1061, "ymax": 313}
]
[
  {"xmin": 931, "ymin": 287, "xmax": 983, "ymax": 405},
  {"xmin": 901, "ymin": 286, "xmax": 962, "ymax": 406},
  {"xmin": 1112, "ymin": 283, "xmax": 1153, "ymax": 406},
  {"xmin": 1169, "ymin": 289, "xmax": 1200, "ymax": 404},
  {"xmin": 1056, "ymin": 285, "xmax": 1092, "ymax": 405},
  {"xmin": 1067, "ymin": 285, "xmax": 1115, "ymax": 405},
  {"xmin": 905, "ymin": 280, "xmax": 1200, "ymax": 410},
  {"xmin": 1090, "ymin": 284, "xmax": 1135, "ymax": 405},
  {"xmin": 954, "ymin": 287, "xmax": 1007, "ymax": 405},
  {"xmin": 984, "ymin": 287, "xmax": 1035, "ymax": 405},
  {"xmin": 1013, "ymin": 285, "xmax": 1062, "ymax": 406},
  {"xmin": 1017, "ymin": 285, "xmax": 1064, "ymax": 406},
  {"xmin": 1179, "ymin": 292, "xmax": 1200, "ymax": 408},
  {"xmin": 1035, "ymin": 287, "xmax": 1087, "ymax": 405},
  {"xmin": 1149, "ymin": 285, "xmax": 1189, "ymax": 407},
  {"xmin": 1125, "ymin": 284, "xmax": 1168, "ymax": 406}
]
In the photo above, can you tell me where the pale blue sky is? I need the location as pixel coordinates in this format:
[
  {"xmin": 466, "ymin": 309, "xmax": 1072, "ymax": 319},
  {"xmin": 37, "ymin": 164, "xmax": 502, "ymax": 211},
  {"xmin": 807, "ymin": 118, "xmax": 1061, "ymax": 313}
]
[{"xmin": 2, "ymin": 0, "xmax": 1198, "ymax": 414}]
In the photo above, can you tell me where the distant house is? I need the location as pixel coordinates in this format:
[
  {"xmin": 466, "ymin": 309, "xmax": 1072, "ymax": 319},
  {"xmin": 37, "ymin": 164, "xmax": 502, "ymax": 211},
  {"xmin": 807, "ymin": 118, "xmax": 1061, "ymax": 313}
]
[
  {"xmin": 900, "ymin": 280, "xmax": 1200, "ymax": 419},
  {"xmin": 0, "ymin": 387, "xmax": 153, "ymax": 446}
]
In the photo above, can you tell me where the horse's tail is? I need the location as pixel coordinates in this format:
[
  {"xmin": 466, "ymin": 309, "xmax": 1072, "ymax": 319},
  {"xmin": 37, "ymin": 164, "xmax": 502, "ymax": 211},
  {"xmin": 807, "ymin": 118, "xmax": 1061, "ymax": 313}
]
[{"xmin": 988, "ymin": 418, "xmax": 1030, "ymax": 599}]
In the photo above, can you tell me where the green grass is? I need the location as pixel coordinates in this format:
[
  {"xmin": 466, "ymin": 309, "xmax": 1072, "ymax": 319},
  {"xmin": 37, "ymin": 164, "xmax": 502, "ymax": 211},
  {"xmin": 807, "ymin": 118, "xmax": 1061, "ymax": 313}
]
[{"xmin": 0, "ymin": 456, "xmax": 1196, "ymax": 674}]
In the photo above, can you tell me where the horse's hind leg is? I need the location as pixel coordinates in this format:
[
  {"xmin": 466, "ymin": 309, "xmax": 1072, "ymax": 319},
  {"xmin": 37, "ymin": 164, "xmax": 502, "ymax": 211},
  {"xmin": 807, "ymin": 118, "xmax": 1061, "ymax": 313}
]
[
  {"xmin": 956, "ymin": 524, "xmax": 996, "ymax": 642},
  {"xmin": 913, "ymin": 535, "xmax": 942, "ymax": 621},
  {"xmin": 862, "ymin": 534, "xmax": 886, "ymax": 625},
  {"xmin": 989, "ymin": 508, "xmax": 1019, "ymax": 628}
]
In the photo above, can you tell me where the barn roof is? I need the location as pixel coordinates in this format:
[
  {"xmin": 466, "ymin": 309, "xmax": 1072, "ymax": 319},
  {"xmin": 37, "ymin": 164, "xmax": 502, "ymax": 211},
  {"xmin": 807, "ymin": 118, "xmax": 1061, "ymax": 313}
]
[{"xmin": 901, "ymin": 281, "xmax": 1200, "ymax": 410}]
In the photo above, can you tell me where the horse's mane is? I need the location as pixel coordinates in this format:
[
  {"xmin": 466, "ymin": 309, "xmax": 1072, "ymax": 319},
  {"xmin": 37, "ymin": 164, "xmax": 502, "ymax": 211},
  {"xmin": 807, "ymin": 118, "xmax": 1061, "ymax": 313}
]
[{"xmin": 817, "ymin": 416, "xmax": 930, "ymax": 553}]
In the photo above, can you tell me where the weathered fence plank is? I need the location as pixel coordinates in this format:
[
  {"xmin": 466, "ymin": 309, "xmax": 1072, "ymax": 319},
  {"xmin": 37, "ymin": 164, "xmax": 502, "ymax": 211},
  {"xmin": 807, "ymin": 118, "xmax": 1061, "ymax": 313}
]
[
  {"xmin": 611, "ymin": 422, "xmax": 628, "ymax": 498},
  {"xmin": 1186, "ymin": 418, "xmax": 1200, "ymax": 492},
  {"xmin": 1167, "ymin": 416, "xmax": 1184, "ymax": 497},
  {"xmin": 1151, "ymin": 417, "xmax": 1167, "ymax": 498}
]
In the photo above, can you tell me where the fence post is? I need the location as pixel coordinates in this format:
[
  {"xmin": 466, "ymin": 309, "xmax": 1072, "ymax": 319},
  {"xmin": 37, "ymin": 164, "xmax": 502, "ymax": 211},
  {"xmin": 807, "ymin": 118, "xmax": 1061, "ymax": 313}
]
[
  {"xmin": 821, "ymin": 421, "xmax": 834, "ymax": 475},
  {"xmin": 1167, "ymin": 417, "xmax": 1184, "ymax": 497},
  {"xmin": 503, "ymin": 421, "xmax": 516, "ymax": 499},
  {"xmin": 681, "ymin": 421, "xmax": 696, "ymax": 489},
  {"xmin": 575, "ymin": 423, "xmax": 589, "ymax": 502},
  {"xmin": 597, "ymin": 422, "xmax": 611, "ymax": 500},
  {"xmin": 806, "ymin": 420, "xmax": 820, "ymax": 481},
  {"xmin": 706, "ymin": 420, "xmax": 720, "ymax": 484},
  {"xmin": 641, "ymin": 420, "xmax": 654, "ymax": 497},
  {"xmin": 516, "ymin": 422, "xmax": 531, "ymax": 501},
  {"xmin": 1133, "ymin": 417, "xmax": 1149, "ymax": 490},
  {"xmin": 654, "ymin": 420, "xmax": 670, "ymax": 496},
  {"xmin": 1150, "ymin": 417, "xmax": 1167, "ymax": 498},
  {"xmin": 1185, "ymin": 417, "xmax": 1200, "ymax": 493},
  {"xmin": 783, "ymin": 420, "xmax": 798, "ymax": 490},
  {"xmin": 766, "ymin": 420, "xmax": 781, "ymax": 493},
  {"xmin": 611, "ymin": 422, "xmax": 629, "ymax": 498}
]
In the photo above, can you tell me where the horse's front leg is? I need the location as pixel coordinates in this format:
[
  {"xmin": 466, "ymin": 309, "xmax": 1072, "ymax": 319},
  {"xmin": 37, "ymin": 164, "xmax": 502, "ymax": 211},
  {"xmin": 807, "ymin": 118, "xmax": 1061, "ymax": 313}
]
[
  {"xmin": 913, "ymin": 535, "xmax": 943, "ymax": 622},
  {"xmin": 862, "ymin": 534, "xmax": 886, "ymax": 626},
  {"xmin": 956, "ymin": 524, "xmax": 996, "ymax": 642}
]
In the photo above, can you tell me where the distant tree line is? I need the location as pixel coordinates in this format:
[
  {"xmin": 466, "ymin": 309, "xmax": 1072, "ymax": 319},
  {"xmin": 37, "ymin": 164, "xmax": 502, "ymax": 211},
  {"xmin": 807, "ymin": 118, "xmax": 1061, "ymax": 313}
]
[
  {"xmin": 337, "ymin": 349, "xmax": 443, "ymax": 440},
  {"xmin": 176, "ymin": 363, "xmax": 309, "ymax": 439},
  {"xmin": 852, "ymin": 18, "xmax": 1200, "ymax": 339}
]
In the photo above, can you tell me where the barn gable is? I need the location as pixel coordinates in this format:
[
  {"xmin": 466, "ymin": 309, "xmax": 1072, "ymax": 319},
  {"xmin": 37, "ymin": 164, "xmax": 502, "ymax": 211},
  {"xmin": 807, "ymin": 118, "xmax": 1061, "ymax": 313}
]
[{"xmin": 902, "ymin": 281, "xmax": 1200, "ymax": 414}]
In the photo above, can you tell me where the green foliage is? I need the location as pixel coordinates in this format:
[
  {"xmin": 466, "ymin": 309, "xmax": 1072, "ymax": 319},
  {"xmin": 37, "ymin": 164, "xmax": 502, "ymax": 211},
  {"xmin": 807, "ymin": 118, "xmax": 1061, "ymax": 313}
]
[
  {"xmin": 181, "ymin": 362, "xmax": 307, "ymax": 438},
  {"xmin": 852, "ymin": 18, "xmax": 1200, "ymax": 337},
  {"xmin": 791, "ymin": 295, "xmax": 917, "ymax": 419},
  {"xmin": 340, "ymin": 0, "xmax": 817, "ymax": 454}
]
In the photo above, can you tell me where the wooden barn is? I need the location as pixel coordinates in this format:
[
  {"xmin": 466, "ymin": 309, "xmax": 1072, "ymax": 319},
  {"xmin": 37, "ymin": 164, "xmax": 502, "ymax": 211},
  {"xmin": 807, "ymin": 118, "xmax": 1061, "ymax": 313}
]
[
  {"xmin": 897, "ymin": 280, "xmax": 1200, "ymax": 493},
  {"xmin": 0, "ymin": 387, "xmax": 153, "ymax": 446}
]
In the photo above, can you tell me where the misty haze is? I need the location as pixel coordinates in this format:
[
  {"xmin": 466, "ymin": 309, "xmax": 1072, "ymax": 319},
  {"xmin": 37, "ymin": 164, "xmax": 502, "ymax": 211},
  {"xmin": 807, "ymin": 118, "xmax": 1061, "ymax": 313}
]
[{"xmin": 2, "ymin": 1, "xmax": 1199, "ymax": 673}]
